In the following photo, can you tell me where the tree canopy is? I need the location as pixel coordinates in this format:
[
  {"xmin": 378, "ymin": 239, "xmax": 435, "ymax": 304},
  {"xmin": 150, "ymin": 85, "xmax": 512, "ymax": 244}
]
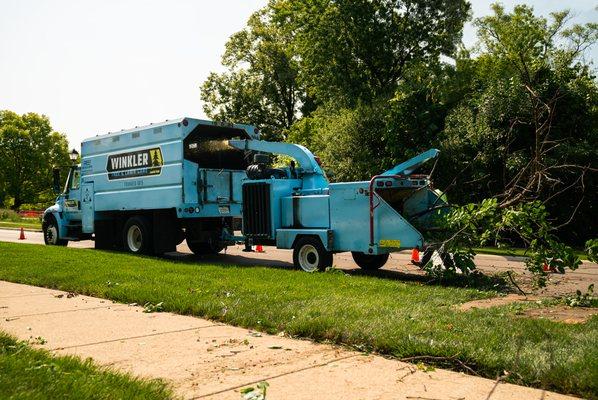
[{"xmin": 0, "ymin": 111, "xmax": 70, "ymax": 209}]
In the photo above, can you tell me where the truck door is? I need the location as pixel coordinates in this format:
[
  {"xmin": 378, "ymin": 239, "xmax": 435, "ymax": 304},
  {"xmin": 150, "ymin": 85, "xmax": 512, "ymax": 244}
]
[
  {"xmin": 64, "ymin": 167, "xmax": 82, "ymax": 221},
  {"xmin": 81, "ymin": 182, "xmax": 94, "ymax": 233}
]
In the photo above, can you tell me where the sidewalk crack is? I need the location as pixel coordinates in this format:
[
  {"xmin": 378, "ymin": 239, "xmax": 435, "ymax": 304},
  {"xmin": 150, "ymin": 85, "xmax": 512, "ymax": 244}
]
[
  {"xmin": 189, "ymin": 353, "xmax": 360, "ymax": 399},
  {"xmin": 51, "ymin": 324, "xmax": 219, "ymax": 351}
]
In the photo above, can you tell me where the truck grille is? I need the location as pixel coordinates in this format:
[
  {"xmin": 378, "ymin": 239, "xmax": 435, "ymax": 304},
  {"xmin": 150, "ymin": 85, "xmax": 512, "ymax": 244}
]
[{"xmin": 242, "ymin": 182, "xmax": 271, "ymax": 238}]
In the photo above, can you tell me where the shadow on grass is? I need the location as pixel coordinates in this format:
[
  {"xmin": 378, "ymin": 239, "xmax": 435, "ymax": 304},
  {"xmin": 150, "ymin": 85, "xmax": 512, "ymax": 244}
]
[{"xmin": 162, "ymin": 250, "xmax": 511, "ymax": 293}]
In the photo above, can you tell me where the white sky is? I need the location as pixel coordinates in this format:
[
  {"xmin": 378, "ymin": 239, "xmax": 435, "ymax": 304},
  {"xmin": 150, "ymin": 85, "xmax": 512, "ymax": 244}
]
[{"xmin": 1, "ymin": 0, "xmax": 596, "ymax": 150}]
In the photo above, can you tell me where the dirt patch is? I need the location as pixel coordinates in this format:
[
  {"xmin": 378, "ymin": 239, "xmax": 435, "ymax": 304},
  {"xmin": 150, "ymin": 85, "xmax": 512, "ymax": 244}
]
[
  {"xmin": 521, "ymin": 306, "xmax": 597, "ymax": 324},
  {"xmin": 459, "ymin": 294, "xmax": 539, "ymax": 311},
  {"xmin": 459, "ymin": 296, "xmax": 597, "ymax": 323}
]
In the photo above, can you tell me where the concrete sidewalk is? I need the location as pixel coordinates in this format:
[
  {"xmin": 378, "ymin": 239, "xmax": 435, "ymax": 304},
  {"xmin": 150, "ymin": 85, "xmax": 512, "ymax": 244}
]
[{"xmin": 0, "ymin": 281, "xmax": 575, "ymax": 400}]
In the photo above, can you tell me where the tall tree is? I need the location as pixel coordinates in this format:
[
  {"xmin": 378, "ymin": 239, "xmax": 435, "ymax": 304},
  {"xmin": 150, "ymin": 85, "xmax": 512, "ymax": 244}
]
[
  {"xmin": 273, "ymin": 0, "xmax": 470, "ymax": 106},
  {"xmin": 201, "ymin": 8, "xmax": 305, "ymax": 141},
  {"xmin": 0, "ymin": 111, "xmax": 70, "ymax": 209},
  {"xmin": 439, "ymin": 5, "xmax": 598, "ymax": 242}
]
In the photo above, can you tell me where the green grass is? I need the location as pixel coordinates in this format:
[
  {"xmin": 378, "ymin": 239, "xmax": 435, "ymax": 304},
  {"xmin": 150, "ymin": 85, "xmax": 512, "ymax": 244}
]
[
  {"xmin": 0, "ymin": 221, "xmax": 41, "ymax": 230},
  {"xmin": 475, "ymin": 247, "xmax": 588, "ymax": 260},
  {"xmin": 0, "ymin": 331, "xmax": 173, "ymax": 399},
  {"xmin": 0, "ymin": 242, "xmax": 596, "ymax": 398}
]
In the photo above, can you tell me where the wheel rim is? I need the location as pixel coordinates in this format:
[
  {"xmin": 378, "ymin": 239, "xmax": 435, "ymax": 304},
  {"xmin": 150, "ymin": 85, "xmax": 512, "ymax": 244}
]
[
  {"xmin": 127, "ymin": 225, "xmax": 143, "ymax": 252},
  {"xmin": 46, "ymin": 225, "xmax": 58, "ymax": 245},
  {"xmin": 298, "ymin": 244, "xmax": 319, "ymax": 272}
]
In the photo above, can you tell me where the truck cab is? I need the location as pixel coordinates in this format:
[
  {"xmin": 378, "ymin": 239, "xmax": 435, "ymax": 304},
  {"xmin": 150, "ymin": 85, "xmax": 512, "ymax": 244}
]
[{"xmin": 42, "ymin": 164, "xmax": 86, "ymax": 245}]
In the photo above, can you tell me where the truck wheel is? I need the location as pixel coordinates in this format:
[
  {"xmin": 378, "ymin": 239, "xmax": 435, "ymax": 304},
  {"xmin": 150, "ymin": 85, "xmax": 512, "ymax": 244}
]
[
  {"xmin": 42, "ymin": 216, "xmax": 68, "ymax": 246},
  {"xmin": 187, "ymin": 240, "xmax": 224, "ymax": 256},
  {"xmin": 351, "ymin": 252, "xmax": 389, "ymax": 270},
  {"xmin": 122, "ymin": 216, "xmax": 153, "ymax": 254},
  {"xmin": 293, "ymin": 237, "xmax": 332, "ymax": 272}
]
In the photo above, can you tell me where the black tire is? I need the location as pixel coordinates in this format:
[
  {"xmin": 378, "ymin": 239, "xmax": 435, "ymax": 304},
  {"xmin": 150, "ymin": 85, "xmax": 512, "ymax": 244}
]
[
  {"xmin": 292, "ymin": 237, "xmax": 333, "ymax": 272},
  {"xmin": 351, "ymin": 252, "xmax": 389, "ymax": 270},
  {"xmin": 42, "ymin": 215, "xmax": 68, "ymax": 246},
  {"xmin": 122, "ymin": 216, "xmax": 153, "ymax": 254},
  {"xmin": 186, "ymin": 239, "xmax": 224, "ymax": 256}
]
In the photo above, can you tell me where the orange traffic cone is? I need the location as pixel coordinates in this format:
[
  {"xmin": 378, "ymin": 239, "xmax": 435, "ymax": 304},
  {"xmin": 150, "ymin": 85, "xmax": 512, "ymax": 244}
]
[
  {"xmin": 255, "ymin": 244, "xmax": 264, "ymax": 253},
  {"xmin": 18, "ymin": 227, "xmax": 26, "ymax": 240},
  {"xmin": 543, "ymin": 262, "xmax": 556, "ymax": 272},
  {"xmin": 410, "ymin": 247, "xmax": 420, "ymax": 264}
]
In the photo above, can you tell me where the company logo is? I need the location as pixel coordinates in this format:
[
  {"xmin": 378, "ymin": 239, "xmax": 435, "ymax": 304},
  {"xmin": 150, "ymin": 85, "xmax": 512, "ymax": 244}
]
[{"xmin": 106, "ymin": 147, "xmax": 163, "ymax": 180}]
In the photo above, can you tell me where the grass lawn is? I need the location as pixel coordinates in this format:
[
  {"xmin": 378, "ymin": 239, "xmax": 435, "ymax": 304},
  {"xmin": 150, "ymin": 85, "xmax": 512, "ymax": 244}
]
[
  {"xmin": 0, "ymin": 331, "xmax": 173, "ymax": 399},
  {"xmin": 0, "ymin": 220, "xmax": 41, "ymax": 230},
  {"xmin": 0, "ymin": 242, "xmax": 596, "ymax": 398}
]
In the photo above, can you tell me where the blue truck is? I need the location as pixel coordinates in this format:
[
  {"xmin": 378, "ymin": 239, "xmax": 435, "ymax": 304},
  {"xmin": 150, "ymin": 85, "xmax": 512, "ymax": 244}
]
[{"xmin": 43, "ymin": 117, "xmax": 447, "ymax": 272}]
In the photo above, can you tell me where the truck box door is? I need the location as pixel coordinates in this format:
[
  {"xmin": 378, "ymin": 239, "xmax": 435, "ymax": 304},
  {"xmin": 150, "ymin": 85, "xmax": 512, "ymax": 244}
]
[
  {"xmin": 81, "ymin": 182, "xmax": 94, "ymax": 233},
  {"xmin": 203, "ymin": 169, "xmax": 232, "ymax": 203}
]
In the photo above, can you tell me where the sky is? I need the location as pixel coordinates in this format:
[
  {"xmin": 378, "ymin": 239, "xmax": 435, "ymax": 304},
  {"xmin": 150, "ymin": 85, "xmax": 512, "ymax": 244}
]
[{"xmin": 1, "ymin": 0, "xmax": 596, "ymax": 150}]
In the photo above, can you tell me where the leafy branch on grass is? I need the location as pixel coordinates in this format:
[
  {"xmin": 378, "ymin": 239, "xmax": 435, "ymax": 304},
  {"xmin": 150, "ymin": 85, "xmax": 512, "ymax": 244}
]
[
  {"xmin": 425, "ymin": 199, "xmax": 582, "ymax": 287},
  {"xmin": 564, "ymin": 284, "xmax": 595, "ymax": 308}
]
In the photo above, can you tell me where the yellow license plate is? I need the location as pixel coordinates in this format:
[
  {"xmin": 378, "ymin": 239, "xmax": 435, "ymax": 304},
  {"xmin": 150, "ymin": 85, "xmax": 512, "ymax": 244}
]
[{"xmin": 379, "ymin": 239, "xmax": 401, "ymax": 248}]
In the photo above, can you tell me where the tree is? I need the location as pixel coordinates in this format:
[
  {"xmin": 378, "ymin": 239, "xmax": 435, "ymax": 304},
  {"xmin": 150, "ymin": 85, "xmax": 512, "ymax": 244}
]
[
  {"xmin": 438, "ymin": 5, "xmax": 598, "ymax": 243},
  {"xmin": 201, "ymin": 0, "xmax": 470, "ymax": 140},
  {"xmin": 201, "ymin": 7, "xmax": 305, "ymax": 141},
  {"xmin": 0, "ymin": 111, "xmax": 70, "ymax": 209},
  {"xmin": 273, "ymin": 0, "xmax": 470, "ymax": 106}
]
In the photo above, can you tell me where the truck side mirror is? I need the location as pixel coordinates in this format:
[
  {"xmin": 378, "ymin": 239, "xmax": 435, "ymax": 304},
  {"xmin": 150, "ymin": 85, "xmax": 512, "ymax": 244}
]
[{"xmin": 52, "ymin": 168, "xmax": 61, "ymax": 194}]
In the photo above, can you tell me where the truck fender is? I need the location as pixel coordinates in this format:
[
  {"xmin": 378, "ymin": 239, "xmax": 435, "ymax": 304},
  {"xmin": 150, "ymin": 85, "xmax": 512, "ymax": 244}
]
[
  {"xmin": 276, "ymin": 229, "xmax": 334, "ymax": 252},
  {"xmin": 42, "ymin": 204, "xmax": 66, "ymax": 239}
]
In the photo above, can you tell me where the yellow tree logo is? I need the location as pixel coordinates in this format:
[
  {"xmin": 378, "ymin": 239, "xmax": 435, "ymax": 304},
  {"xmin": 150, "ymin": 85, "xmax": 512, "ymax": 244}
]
[{"xmin": 149, "ymin": 148, "xmax": 163, "ymax": 167}]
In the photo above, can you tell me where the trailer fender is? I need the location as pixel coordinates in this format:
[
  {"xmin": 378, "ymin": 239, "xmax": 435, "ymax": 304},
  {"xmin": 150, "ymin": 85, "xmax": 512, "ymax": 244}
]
[{"xmin": 275, "ymin": 229, "xmax": 334, "ymax": 251}]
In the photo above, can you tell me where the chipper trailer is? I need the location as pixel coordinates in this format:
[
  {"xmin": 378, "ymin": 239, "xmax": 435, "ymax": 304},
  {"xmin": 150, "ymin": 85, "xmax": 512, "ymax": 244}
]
[{"xmin": 43, "ymin": 117, "xmax": 447, "ymax": 271}]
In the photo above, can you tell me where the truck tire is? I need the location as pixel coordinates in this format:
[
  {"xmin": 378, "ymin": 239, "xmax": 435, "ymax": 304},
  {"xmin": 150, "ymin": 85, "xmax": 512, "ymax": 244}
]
[
  {"xmin": 122, "ymin": 216, "xmax": 153, "ymax": 254},
  {"xmin": 293, "ymin": 237, "xmax": 333, "ymax": 272},
  {"xmin": 351, "ymin": 252, "xmax": 389, "ymax": 270},
  {"xmin": 187, "ymin": 240, "xmax": 224, "ymax": 256},
  {"xmin": 42, "ymin": 216, "xmax": 68, "ymax": 246}
]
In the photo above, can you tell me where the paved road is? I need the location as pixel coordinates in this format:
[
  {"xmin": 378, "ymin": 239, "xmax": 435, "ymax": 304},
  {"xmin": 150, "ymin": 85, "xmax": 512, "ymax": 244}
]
[
  {"xmin": 0, "ymin": 280, "xmax": 575, "ymax": 400},
  {"xmin": 1, "ymin": 228, "xmax": 596, "ymax": 296}
]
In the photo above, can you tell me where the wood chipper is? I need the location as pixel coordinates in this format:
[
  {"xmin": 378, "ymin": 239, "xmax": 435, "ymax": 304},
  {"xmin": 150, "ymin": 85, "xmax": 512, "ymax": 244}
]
[{"xmin": 225, "ymin": 139, "xmax": 447, "ymax": 272}]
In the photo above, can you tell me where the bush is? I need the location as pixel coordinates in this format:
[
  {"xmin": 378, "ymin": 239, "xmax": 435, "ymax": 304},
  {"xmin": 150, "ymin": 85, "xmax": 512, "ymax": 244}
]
[{"xmin": 0, "ymin": 209, "xmax": 20, "ymax": 222}]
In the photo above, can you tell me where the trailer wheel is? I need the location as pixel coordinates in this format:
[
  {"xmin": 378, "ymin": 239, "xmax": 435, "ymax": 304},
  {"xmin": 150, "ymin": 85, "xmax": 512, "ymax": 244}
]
[
  {"xmin": 351, "ymin": 252, "xmax": 389, "ymax": 270},
  {"xmin": 42, "ymin": 216, "xmax": 67, "ymax": 246},
  {"xmin": 122, "ymin": 216, "xmax": 153, "ymax": 254},
  {"xmin": 293, "ymin": 237, "xmax": 332, "ymax": 272}
]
